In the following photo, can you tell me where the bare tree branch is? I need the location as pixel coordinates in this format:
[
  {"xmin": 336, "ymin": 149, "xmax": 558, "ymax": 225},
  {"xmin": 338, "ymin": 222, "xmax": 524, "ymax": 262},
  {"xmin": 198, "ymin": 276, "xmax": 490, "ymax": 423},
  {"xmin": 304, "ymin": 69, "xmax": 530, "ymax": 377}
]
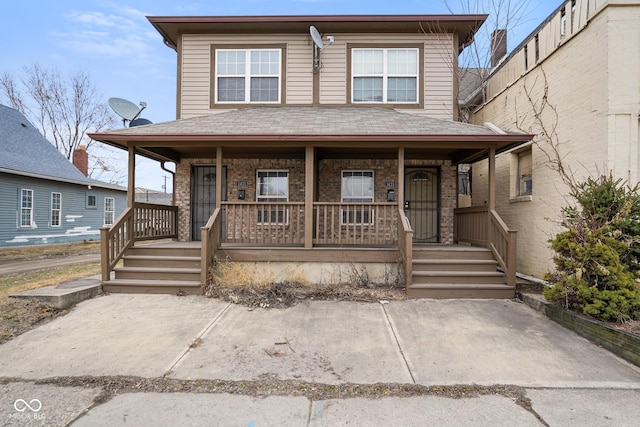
[{"xmin": 0, "ymin": 64, "xmax": 119, "ymax": 181}]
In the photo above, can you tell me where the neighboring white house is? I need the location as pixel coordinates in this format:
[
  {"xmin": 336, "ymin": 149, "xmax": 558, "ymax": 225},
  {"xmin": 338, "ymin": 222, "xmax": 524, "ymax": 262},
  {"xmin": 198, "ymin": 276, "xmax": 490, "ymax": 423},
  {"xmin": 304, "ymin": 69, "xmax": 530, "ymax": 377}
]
[{"xmin": 465, "ymin": 0, "xmax": 640, "ymax": 278}]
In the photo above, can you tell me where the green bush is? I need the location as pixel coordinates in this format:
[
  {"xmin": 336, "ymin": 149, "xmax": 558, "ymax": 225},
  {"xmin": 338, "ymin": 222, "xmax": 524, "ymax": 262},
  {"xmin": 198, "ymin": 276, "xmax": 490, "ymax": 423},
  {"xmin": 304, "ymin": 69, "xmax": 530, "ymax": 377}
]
[{"xmin": 544, "ymin": 174, "xmax": 640, "ymax": 322}]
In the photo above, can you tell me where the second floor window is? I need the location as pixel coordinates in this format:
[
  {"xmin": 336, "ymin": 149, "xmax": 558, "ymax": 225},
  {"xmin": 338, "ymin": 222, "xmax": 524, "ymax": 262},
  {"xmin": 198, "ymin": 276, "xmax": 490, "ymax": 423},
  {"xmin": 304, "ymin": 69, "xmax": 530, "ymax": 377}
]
[
  {"xmin": 351, "ymin": 48, "xmax": 419, "ymax": 104},
  {"xmin": 215, "ymin": 49, "xmax": 281, "ymax": 104}
]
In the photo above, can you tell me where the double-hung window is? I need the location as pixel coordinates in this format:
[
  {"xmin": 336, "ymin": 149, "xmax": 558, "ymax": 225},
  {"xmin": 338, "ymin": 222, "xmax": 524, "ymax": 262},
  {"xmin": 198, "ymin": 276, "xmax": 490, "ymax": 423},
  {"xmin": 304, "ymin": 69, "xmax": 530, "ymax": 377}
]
[
  {"xmin": 104, "ymin": 197, "xmax": 115, "ymax": 226},
  {"xmin": 342, "ymin": 171, "xmax": 374, "ymax": 225},
  {"xmin": 215, "ymin": 49, "xmax": 281, "ymax": 104},
  {"xmin": 256, "ymin": 170, "xmax": 288, "ymax": 224},
  {"xmin": 51, "ymin": 192, "xmax": 61, "ymax": 227},
  {"xmin": 517, "ymin": 149, "xmax": 533, "ymax": 196},
  {"xmin": 351, "ymin": 48, "xmax": 419, "ymax": 104},
  {"xmin": 20, "ymin": 189, "xmax": 33, "ymax": 227}
]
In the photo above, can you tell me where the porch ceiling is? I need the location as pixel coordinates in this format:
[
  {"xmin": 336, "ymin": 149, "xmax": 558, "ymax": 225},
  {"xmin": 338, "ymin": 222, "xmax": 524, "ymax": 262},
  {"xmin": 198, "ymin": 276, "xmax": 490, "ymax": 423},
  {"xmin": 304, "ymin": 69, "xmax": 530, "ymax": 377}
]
[{"xmin": 89, "ymin": 107, "xmax": 533, "ymax": 165}]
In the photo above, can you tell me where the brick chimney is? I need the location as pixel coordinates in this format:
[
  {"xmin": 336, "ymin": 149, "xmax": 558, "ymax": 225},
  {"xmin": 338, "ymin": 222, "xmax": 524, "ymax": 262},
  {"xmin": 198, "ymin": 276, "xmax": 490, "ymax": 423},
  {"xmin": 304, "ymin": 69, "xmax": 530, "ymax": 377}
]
[
  {"xmin": 491, "ymin": 29, "xmax": 507, "ymax": 68},
  {"xmin": 73, "ymin": 145, "xmax": 89, "ymax": 176}
]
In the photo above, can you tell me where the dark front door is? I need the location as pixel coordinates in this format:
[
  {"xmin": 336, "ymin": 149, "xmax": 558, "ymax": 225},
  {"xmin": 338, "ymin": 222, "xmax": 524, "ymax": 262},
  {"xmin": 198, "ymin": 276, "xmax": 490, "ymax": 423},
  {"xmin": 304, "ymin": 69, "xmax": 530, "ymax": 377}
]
[
  {"xmin": 404, "ymin": 168, "xmax": 440, "ymax": 242},
  {"xmin": 191, "ymin": 166, "xmax": 226, "ymax": 241}
]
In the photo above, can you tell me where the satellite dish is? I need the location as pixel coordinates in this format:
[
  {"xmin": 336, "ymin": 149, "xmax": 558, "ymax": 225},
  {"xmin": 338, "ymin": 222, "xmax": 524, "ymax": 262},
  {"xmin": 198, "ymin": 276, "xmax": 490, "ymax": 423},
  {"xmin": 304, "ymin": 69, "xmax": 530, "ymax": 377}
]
[
  {"xmin": 108, "ymin": 97, "xmax": 147, "ymax": 127},
  {"xmin": 310, "ymin": 25, "xmax": 324, "ymax": 50},
  {"xmin": 130, "ymin": 118, "xmax": 153, "ymax": 127}
]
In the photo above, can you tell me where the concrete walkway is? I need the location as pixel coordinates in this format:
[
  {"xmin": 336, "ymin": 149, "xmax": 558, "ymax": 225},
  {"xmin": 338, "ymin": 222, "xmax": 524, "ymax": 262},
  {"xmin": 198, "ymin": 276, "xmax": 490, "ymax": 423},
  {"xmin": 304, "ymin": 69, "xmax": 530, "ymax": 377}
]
[{"xmin": 1, "ymin": 294, "xmax": 640, "ymax": 426}]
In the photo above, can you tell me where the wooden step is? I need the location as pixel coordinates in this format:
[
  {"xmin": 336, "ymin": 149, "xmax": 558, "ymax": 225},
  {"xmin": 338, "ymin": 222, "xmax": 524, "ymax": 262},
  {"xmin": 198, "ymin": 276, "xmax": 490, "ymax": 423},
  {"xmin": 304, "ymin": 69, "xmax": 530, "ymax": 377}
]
[
  {"xmin": 412, "ymin": 246, "xmax": 495, "ymax": 260},
  {"xmin": 104, "ymin": 279, "xmax": 203, "ymax": 295},
  {"xmin": 412, "ymin": 270, "xmax": 506, "ymax": 285},
  {"xmin": 407, "ymin": 284, "xmax": 515, "ymax": 299},
  {"xmin": 412, "ymin": 259, "xmax": 498, "ymax": 272},
  {"xmin": 126, "ymin": 246, "xmax": 200, "ymax": 258},
  {"xmin": 123, "ymin": 255, "xmax": 201, "ymax": 269},
  {"xmin": 114, "ymin": 266, "xmax": 201, "ymax": 281}
]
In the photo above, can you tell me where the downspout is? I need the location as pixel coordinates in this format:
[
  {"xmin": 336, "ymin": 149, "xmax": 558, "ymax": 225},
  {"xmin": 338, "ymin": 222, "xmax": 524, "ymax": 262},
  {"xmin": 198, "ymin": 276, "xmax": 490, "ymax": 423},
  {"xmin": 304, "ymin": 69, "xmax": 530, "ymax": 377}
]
[{"xmin": 161, "ymin": 161, "xmax": 176, "ymax": 205}]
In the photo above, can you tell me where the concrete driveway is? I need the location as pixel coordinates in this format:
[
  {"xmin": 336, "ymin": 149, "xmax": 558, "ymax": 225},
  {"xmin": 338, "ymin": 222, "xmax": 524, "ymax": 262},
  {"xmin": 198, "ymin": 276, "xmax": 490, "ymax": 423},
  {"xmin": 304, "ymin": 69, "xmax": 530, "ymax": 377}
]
[{"xmin": 1, "ymin": 294, "xmax": 639, "ymax": 425}]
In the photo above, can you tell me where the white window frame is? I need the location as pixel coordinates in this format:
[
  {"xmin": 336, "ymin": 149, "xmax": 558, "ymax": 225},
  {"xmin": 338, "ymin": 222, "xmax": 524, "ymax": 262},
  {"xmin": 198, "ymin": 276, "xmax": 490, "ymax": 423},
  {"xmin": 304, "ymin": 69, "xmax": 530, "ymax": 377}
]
[
  {"xmin": 256, "ymin": 170, "xmax": 289, "ymax": 225},
  {"xmin": 341, "ymin": 170, "xmax": 375, "ymax": 225},
  {"xmin": 351, "ymin": 48, "xmax": 419, "ymax": 104},
  {"xmin": 104, "ymin": 197, "xmax": 115, "ymax": 226},
  {"xmin": 517, "ymin": 150, "xmax": 533, "ymax": 196},
  {"xmin": 20, "ymin": 189, "xmax": 33, "ymax": 227},
  {"xmin": 51, "ymin": 192, "xmax": 61, "ymax": 227},
  {"xmin": 215, "ymin": 49, "xmax": 282, "ymax": 104}
]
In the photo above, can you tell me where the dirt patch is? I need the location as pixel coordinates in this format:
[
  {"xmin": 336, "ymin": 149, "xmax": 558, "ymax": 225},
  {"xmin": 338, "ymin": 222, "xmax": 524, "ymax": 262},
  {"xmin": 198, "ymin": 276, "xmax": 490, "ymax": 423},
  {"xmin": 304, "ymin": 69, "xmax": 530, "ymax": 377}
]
[
  {"xmin": 614, "ymin": 320, "xmax": 640, "ymax": 335},
  {"xmin": 204, "ymin": 280, "xmax": 406, "ymax": 309},
  {"xmin": 0, "ymin": 298, "xmax": 68, "ymax": 344}
]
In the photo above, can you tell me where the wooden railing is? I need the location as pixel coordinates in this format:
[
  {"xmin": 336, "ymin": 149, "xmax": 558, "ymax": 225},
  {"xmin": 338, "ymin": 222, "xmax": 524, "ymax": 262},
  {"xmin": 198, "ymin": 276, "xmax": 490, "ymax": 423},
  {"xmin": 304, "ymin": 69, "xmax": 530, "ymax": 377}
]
[
  {"xmin": 100, "ymin": 202, "xmax": 178, "ymax": 282},
  {"xmin": 398, "ymin": 208, "xmax": 414, "ymax": 287},
  {"xmin": 313, "ymin": 203, "xmax": 397, "ymax": 246},
  {"xmin": 221, "ymin": 202, "xmax": 305, "ymax": 245},
  {"xmin": 454, "ymin": 206, "xmax": 517, "ymax": 286},
  {"xmin": 200, "ymin": 208, "xmax": 222, "ymax": 285},
  {"xmin": 133, "ymin": 203, "xmax": 178, "ymax": 241},
  {"xmin": 100, "ymin": 207, "xmax": 133, "ymax": 281}
]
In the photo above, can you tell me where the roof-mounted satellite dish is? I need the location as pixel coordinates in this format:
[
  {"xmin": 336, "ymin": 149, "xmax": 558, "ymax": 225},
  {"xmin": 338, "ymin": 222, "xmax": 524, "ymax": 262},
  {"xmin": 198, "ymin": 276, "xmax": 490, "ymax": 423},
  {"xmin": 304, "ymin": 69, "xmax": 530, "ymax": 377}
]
[{"xmin": 108, "ymin": 97, "xmax": 151, "ymax": 127}]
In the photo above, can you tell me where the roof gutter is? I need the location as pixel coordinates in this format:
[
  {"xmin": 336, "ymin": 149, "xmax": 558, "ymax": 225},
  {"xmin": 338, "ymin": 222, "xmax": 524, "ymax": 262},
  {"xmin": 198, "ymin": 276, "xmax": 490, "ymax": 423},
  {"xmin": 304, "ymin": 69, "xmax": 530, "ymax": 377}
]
[{"xmin": 0, "ymin": 168, "xmax": 126, "ymax": 192}]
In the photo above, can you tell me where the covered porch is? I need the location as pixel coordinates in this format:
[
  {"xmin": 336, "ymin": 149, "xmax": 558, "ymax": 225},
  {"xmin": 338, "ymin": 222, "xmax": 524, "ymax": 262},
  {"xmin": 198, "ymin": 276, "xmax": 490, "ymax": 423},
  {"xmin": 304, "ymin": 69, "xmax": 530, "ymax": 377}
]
[{"xmin": 90, "ymin": 107, "xmax": 531, "ymax": 297}]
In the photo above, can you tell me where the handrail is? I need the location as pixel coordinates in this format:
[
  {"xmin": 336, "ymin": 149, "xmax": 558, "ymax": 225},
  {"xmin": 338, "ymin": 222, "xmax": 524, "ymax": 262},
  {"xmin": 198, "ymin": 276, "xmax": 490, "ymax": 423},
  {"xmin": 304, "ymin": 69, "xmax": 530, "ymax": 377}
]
[
  {"xmin": 489, "ymin": 209, "xmax": 517, "ymax": 287},
  {"xmin": 200, "ymin": 208, "xmax": 221, "ymax": 285},
  {"xmin": 100, "ymin": 202, "xmax": 179, "ymax": 282},
  {"xmin": 100, "ymin": 207, "xmax": 134, "ymax": 281},
  {"xmin": 454, "ymin": 206, "xmax": 517, "ymax": 287},
  {"xmin": 398, "ymin": 208, "xmax": 413, "ymax": 287}
]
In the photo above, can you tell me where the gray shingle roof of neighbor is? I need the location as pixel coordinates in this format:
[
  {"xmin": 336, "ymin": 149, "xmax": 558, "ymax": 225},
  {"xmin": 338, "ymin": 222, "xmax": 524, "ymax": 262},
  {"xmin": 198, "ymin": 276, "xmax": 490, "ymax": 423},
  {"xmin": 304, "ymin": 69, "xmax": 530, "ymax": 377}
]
[
  {"xmin": 101, "ymin": 107, "xmax": 499, "ymax": 136},
  {"xmin": 0, "ymin": 104, "xmax": 124, "ymax": 191}
]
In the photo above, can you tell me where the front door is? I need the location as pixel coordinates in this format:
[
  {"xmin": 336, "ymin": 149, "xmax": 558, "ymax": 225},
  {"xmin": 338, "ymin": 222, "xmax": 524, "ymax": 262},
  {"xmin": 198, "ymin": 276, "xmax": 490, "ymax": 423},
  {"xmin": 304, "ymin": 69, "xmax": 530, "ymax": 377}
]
[
  {"xmin": 404, "ymin": 168, "xmax": 439, "ymax": 242},
  {"xmin": 191, "ymin": 166, "xmax": 226, "ymax": 241}
]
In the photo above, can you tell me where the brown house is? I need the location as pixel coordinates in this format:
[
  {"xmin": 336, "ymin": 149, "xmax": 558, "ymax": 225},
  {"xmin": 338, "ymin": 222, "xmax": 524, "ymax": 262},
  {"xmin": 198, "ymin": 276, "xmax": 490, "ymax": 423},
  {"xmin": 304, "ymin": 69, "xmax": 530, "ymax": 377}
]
[{"xmin": 89, "ymin": 14, "xmax": 531, "ymax": 298}]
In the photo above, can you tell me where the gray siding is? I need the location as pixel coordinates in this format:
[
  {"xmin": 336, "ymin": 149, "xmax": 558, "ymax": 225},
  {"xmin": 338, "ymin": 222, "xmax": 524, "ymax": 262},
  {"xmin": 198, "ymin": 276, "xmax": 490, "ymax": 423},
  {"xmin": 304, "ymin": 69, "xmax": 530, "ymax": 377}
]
[{"xmin": 0, "ymin": 172, "xmax": 127, "ymax": 246}]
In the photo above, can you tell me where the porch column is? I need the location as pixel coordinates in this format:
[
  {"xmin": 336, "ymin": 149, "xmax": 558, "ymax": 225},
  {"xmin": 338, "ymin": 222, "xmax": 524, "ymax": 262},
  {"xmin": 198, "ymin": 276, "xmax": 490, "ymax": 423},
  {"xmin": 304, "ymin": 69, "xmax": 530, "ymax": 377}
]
[
  {"xmin": 397, "ymin": 147, "xmax": 405, "ymax": 207},
  {"xmin": 304, "ymin": 145, "xmax": 315, "ymax": 249},
  {"xmin": 216, "ymin": 146, "xmax": 223, "ymax": 207},
  {"xmin": 128, "ymin": 145, "xmax": 136, "ymax": 208},
  {"xmin": 488, "ymin": 147, "xmax": 496, "ymax": 211}
]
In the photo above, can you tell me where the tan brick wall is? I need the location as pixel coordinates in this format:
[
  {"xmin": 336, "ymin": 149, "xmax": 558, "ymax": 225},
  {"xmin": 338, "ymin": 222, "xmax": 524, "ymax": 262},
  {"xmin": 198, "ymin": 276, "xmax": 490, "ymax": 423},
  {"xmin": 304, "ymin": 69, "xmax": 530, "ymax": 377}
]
[
  {"xmin": 471, "ymin": 5, "xmax": 640, "ymax": 278},
  {"xmin": 176, "ymin": 156, "xmax": 456, "ymax": 244}
]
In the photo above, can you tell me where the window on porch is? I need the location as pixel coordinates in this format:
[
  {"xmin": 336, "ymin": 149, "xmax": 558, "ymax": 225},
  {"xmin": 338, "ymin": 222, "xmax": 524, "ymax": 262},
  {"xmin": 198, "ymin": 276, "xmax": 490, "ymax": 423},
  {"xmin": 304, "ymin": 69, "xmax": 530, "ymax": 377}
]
[
  {"xmin": 257, "ymin": 170, "xmax": 288, "ymax": 224},
  {"xmin": 341, "ymin": 170, "xmax": 374, "ymax": 225}
]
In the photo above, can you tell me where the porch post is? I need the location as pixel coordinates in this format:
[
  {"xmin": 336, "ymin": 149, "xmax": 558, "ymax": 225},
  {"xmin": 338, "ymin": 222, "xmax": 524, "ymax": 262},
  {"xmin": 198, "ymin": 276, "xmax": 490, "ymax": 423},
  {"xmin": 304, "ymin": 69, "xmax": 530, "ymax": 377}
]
[
  {"xmin": 488, "ymin": 147, "xmax": 496, "ymax": 211},
  {"xmin": 216, "ymin": 146, "xmax": 223, "ymax": 207},
  {"xmin": 128, "ymin": 145, "xmax": 135, "ymax": 208},
  {"xmin": 397, "ymin": 147, "xmax": 405, "ymax": 206},
  {"xmin": 304, "ymin": 145, "xmax": 315, "ymax": 249}
]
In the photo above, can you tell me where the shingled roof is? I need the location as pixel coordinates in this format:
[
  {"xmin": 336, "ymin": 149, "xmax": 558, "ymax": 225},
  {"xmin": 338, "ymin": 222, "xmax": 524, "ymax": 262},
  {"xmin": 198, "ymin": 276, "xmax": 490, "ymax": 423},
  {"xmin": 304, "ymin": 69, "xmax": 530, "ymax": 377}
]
[
  {"xmin": 98, "ymin": 107, "xmax": 498, "ymax": 137},
  {"xmin": 0, "ymin": 104, "xmax": 123, "ymax": 190}
]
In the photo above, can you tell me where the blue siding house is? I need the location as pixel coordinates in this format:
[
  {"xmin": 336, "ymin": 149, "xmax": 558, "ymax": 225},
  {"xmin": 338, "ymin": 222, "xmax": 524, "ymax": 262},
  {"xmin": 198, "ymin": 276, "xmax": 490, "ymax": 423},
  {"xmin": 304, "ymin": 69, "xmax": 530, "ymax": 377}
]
[{"xmin": 0, "ymin": 104, "xmax": 126, "ymax": 246}]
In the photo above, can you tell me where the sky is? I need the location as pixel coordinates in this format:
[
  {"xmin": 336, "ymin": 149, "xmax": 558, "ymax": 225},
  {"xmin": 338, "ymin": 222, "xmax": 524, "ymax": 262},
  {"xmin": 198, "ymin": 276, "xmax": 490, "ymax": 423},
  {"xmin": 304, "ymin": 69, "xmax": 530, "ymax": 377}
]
[{"xmin": 0, "ymin": 0, "xmax": 562, "ymax": 192}]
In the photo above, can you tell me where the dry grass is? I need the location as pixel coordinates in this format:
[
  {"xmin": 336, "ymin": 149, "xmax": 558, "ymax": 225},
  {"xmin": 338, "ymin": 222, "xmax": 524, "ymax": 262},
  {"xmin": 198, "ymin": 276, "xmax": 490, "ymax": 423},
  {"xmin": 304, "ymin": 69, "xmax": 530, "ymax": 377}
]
[
  {"xmin": 0, "ymin": 242, "xmax": 101, "ymax": 343},
  {"xmin": 0, "ymin": 241, "xmax": 100, "ymax": 262}
]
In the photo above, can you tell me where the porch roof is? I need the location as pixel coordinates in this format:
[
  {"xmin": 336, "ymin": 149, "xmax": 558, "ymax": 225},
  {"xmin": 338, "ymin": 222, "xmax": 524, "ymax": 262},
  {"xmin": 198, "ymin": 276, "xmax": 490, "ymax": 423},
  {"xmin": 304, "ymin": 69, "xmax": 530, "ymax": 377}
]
[{"xmin": 89, "ymin": 107, "xmax": 532, "ymax": 164}]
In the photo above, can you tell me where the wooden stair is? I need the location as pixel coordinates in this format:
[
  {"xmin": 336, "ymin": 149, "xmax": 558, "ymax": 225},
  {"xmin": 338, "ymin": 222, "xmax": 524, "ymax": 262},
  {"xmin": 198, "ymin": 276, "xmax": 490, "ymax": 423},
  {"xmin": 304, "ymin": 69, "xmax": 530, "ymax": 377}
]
[
  {"xmin": 407, "ymin": 246, "xmax": 515, "ymax": 299},
  {"xmin": 104, "ymin": 245, "xmax": 203, "ymax": 295}
]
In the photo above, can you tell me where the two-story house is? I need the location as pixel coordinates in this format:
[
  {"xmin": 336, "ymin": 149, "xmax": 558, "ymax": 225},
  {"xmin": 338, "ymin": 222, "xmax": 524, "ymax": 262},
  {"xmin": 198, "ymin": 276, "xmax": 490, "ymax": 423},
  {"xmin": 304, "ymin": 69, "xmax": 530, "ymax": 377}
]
[
  {"xmin": 89, "ymin": 14, "xmax": 532, "ymax": 297},
  {"xmin": 465, "ymin": 0, "xmax": 640, "ymax": 279}
]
